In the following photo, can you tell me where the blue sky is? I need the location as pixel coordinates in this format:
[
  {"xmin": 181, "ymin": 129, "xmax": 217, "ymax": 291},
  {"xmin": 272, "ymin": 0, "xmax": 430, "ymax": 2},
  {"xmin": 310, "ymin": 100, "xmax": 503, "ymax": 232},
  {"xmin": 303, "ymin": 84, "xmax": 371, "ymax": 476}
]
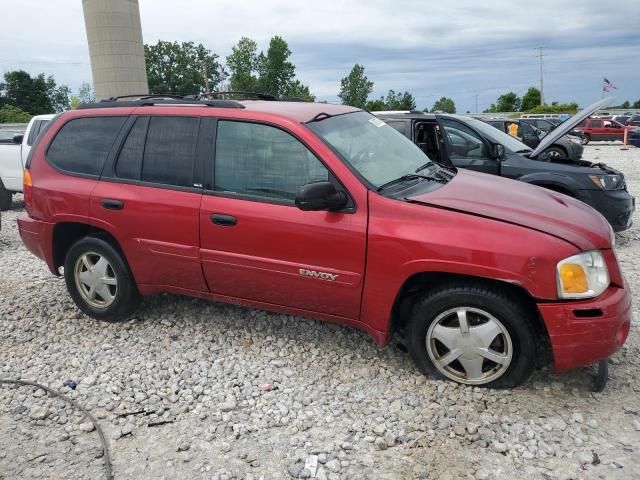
[{"xmin": 2, "ymin": 0, "xmax": 639, "ymax": 111}]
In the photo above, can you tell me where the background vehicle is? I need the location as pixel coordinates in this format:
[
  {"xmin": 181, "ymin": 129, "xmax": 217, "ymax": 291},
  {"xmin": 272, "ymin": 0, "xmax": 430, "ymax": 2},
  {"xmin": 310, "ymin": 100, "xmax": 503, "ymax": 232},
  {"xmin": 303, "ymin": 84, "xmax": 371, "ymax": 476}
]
[
  {"xmin": 377, "ymin": 98, "xmax": 634, "ymax": 231},
  {"xmin": 0, "ymin": 114, "xmax": 54, "ymax": 210},
  {"xmin": 17, "ymin": 95, "xmax": 630, "ymax": 388},
  {"xmin": 577, "ymin": 118, "xmax": 639, "ymax": 143},
  {"xmin": 484, "ymin": 118, "xmax": 583, "ymax": 160},
  {"xmin": 520, "ymin": 117, "xmax": 589, "ymax": 145},
  {"xmin": 627, "ymin": 114, "xmax": 640, "ymax": 128}
]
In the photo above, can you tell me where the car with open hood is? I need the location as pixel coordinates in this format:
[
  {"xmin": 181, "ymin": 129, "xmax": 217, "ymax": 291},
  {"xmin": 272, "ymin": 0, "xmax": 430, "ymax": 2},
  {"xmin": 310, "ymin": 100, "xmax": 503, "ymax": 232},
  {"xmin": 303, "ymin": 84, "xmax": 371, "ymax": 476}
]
[
  {"xmin": 18, "ymin": 94, "xmax": 630, "ymax": 389},
  {"xmin": 377, "ymin": 98, "xmax": 635, "ymax": 232}
]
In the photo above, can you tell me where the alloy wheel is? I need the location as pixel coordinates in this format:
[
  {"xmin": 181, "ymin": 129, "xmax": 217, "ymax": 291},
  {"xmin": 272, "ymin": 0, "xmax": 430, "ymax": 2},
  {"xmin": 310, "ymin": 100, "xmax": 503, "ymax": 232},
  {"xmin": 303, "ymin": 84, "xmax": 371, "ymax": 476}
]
[{"xmin": 426, "ymin": 307, "xmax": 513, "ymax": 385}]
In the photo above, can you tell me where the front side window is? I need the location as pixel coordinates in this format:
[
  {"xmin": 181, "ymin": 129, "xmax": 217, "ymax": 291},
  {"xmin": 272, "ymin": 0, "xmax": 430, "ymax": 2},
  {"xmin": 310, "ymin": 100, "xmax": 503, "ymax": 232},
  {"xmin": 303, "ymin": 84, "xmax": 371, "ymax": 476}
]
[
  {"xmin": 440, "ymin": 119, "xmax": 489, "ymax": 158},
  {"xmin": 47, "ymin": 116, "xmax": 127, "ymax": 176},
  {"xmin": 307, "ymin": 111, "xmax": 432, "ymax": 187},
  {"xmin": 590, "ymin": 120, "xmax": 603, "ymax": 128},
  {"xmin": 141, "ymin": 116, "xmax": 199, "ymax": 187},
  {"xmin": 214, "ymin": 121, "xmax": 328, "ymax": 203}
]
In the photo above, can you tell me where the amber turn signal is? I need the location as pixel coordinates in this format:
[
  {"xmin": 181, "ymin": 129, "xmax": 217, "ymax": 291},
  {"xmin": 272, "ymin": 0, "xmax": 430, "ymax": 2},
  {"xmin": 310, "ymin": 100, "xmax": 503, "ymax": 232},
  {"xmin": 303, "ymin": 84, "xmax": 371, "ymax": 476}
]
[{"xmin": 23, "ymin": 169, "xmax": 32, "ymax": 187}]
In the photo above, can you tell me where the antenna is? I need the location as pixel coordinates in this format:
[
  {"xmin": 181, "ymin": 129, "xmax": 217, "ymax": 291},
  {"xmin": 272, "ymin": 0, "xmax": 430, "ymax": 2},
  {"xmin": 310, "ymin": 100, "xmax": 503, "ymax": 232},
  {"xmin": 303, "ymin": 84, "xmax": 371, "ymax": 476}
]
[{"xmin": 535, "ymin": 47, "xmax": 546, "ymax": 106}]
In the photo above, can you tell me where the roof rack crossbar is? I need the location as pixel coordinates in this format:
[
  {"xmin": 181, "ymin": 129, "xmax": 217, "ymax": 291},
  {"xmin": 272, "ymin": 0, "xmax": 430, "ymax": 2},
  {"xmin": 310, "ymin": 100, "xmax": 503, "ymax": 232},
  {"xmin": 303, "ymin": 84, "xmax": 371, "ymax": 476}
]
[
  {"xmin": 200, "ymin": 91, "xmax": 277, "ymax": 100},
  {"xmin": 100, "ymin": 94, "xmax": 188, "ymax": 102}
]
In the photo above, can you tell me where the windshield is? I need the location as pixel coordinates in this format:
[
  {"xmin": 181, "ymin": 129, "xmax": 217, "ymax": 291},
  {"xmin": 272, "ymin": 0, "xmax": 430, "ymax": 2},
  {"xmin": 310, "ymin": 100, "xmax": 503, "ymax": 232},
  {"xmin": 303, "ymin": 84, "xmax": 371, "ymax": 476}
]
[
  {"xmin": 456, "ymin": 116, "xmax": 532, "ymax": 153},
  {"xmin": 307, "ymin": 111, "xmax": 435, "ymax": 187}
]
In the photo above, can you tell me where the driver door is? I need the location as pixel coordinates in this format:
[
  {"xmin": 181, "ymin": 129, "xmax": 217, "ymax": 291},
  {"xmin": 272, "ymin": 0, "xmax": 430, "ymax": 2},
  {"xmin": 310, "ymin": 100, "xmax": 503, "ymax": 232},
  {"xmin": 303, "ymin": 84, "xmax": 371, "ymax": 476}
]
[
  {"xmin": 437, "ymin": 118, "xmax": 499, "ymax": 175},
  {"xmin": 198, "ymin": 119, "xmax": 367, "ymax": 319}
]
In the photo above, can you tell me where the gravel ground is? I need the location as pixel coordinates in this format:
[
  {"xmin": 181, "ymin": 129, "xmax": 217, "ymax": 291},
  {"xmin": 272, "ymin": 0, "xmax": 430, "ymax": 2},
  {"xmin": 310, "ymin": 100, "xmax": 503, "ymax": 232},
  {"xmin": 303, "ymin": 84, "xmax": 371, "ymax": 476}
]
[{"xmin": 1, "ymin": 142, "xmax": 639, "ymax": 480}]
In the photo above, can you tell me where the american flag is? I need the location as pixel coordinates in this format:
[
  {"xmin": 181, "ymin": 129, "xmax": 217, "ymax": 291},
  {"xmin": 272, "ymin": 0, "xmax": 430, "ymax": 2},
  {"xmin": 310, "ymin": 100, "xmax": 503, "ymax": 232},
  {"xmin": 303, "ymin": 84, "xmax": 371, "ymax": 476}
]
[{"xmin": 603, "ymin": 77, "xmax": 617, "ymax": 92}]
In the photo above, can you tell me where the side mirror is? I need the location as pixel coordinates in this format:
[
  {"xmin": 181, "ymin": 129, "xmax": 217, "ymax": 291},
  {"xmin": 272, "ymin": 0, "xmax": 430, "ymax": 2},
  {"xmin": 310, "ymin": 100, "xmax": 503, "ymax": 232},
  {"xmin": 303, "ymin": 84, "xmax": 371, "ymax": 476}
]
[
  {"xmin": 490, "ymin": 143, "xmax": 505, "ymax": 160},
  {"xmin": 13, "ymin": 134, "xmax": 24, "ymax": 144},
  {"xmin": 295, "ymin": 181, "xmax": 348, "ymax": 212}
]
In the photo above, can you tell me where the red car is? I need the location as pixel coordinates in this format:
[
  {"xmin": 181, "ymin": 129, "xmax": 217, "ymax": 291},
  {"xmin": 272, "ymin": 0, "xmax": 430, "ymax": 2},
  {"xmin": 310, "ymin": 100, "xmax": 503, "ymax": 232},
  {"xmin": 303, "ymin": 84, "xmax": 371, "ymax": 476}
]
[
  {"xmin": 18, "ymin": 97, "xmax": 631, "ymax": 388},
  {"xmin": 576, "ymin": 118, "xmax": 634, "ymax": 142}
]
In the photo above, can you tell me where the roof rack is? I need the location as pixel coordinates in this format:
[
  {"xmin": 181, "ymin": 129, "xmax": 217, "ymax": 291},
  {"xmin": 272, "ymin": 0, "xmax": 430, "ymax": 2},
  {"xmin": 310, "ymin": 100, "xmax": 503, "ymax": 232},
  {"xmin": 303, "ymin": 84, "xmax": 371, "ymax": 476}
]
[
  {"xmin": 76, "ymin": 96, "xmax": 246, "ymax": 110},
  {"xmin": 199, "ymin": 91, "xmax": 311, "ymax": 102}
]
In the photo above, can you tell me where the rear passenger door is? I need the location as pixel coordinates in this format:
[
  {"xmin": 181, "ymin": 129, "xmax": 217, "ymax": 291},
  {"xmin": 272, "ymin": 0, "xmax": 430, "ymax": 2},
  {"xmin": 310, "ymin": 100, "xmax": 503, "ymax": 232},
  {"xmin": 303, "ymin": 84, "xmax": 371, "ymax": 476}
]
[
  {"xmin": 199, "ymin": 119, "xmax": 367, "ymax": 319},
  {"xmin": 90, "ymin": 115, "xmax": 207, "ymax": 292}
]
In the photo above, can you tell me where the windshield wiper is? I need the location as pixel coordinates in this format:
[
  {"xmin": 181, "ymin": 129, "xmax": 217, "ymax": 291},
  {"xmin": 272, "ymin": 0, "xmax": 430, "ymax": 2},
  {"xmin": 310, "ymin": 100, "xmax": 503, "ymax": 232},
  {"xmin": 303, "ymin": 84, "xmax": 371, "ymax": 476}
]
[
  {"xmin": 377, "ymin": 174, "xmax": 442, "ymax": 192},
  {"xmin": 515, "ymin": 149, "xmax": 531, "ymax": 154},
  {"xmin": 414, "ymin": 162, "xmax": 436, "ymax": 174}
]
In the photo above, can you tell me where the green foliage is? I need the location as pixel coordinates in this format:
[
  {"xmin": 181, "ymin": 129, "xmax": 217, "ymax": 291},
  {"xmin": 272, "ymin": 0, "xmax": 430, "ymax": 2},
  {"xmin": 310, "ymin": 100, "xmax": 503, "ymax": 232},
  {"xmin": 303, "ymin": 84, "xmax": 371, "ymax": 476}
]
[
  {"xmin": 226, "ymin": 36, "xmax": 313, "ymax": 99},
  {"xmin": 524, "ymin": 103, "xmax": 579, "ymax": 114},
  {"xmin": 284, "ymin": 80, "xmax": 315, "ymax": 101},
  {"xmin": 494, "ymin": 92, "xmax": 521, "ymax": 112},
  {"xmin": 0, "ymin": 70, "xmax": 69, "ymax": 115},
  {"xmin": 70, "ymin": 82, "xmax": 96, "ymax": 109},
  {"xmin": 633, "ymin": 100, "xmax": 640, "ymax": 109},
  {"xmin": 520, "ymin": 87, "xmax": 541, "ymax": 111},
  {"xmin": 0, "ymin": 105, "xmax": 32, "ymax": 123},
  {"xmin": 365, "ymin": 90, "xmax": 416, "ymax": 111},
  {"xmin": 226, "ymin": 37, "xmax": 260, "ymax": 92},
  {"xmin": 144, "ymin": 41, "xmax": 225, "ymax": 95},
  {"xmin": 338, "ymin": 64, "xmax": 373, "ymax": 109},
  {"xmin": 430, "ymin": 97, "xmax": 456, "ymax": 113},
  {"xmin": 620, "ymin": 101, "xmax": 631, "ymax": 109}
]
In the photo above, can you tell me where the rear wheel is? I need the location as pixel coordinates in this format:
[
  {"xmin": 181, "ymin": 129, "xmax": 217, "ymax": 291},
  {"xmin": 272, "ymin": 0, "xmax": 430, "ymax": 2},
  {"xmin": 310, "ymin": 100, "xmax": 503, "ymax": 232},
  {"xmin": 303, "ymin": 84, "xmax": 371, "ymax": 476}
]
[
  {"xmin": 0, "ymin": 181, "xmax": 12, "ymax": 211},
  {"xmin": 64, "ymin": 236, "xmax": 140, "ymax": 321},
  {"xmin": 580, "ymin": 135, "xmax": 589, "ymax": 145},
  {"xmin": 406, "ymin": 283, "xmax": 537, "ymax": 388}
]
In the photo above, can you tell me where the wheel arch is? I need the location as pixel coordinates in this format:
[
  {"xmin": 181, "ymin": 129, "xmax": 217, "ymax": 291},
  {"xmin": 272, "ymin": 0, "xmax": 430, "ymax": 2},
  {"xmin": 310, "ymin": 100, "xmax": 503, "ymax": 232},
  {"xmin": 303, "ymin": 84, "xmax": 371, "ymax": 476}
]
[{"xmin": 389, "ymin": 271, "xmax": 552, "ymax": 367}]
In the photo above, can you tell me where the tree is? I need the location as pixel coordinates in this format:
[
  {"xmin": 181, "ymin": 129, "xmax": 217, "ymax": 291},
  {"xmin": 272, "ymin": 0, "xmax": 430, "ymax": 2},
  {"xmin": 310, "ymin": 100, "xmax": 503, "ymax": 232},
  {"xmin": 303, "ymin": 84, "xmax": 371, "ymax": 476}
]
[
  {"xmin": 430, "ymin": 97, "xmax": 456, "ymax": 113},
  {"xmin": 226, "ymin": 37, "xmax": 260, "ymax": 92},
  {"xmin": 338, "ymin": 64, "xmax": 373, "ymax": 109},
  {"xmin": 525, "ymin": 103, "xmax": 579, "ymax": 114},
  {"xmin": 633, "ymin": 100, "xmax": 640, "ymax": 109},
  {"xmin": 70, "ymin": 82, "xmax": 96, "ymax": 109},
  {"xmin": 256, "ymin": 36, "xmax": 295, "ymax": 97},
  {"xmin": 226, "ymin": 36, "xmax": 314, "ymax": 99},
  {"xmin": 0, "ymin": 70, "xmax": 69, "ymax": 114},
  {"xmin": 0, "ymin": 105, "xmax": 32, "ymax": 123},
  {"xmin": 492, "ymin": 92, "xmax": 521, "ymax": 112},
  {"xmin": 620, "ymin": 100, "xmax": 631, "ymax": 109},
  {"xmin": 364, "ymin": 98, "xmax": 388, "ymax": 111},
  {"xmin": 365, "ymin": 90, "xmax": 416, "ymax": 111},
  {"xmin": 284, "ymin": 80, "xmax": 315, "ymax": 101},
  {"xmin": 145, "ymin": 41, "xmax": 225, "ymax": 95},
  {"xmin": 520, "ymin": 87, "xmax": 541, "ymax": 111}
]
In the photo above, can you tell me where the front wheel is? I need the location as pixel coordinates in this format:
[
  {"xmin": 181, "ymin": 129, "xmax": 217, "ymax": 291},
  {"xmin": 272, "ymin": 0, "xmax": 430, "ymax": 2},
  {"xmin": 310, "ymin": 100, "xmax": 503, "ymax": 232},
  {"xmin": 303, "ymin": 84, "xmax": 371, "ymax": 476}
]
[
  {"xmin": 406, "ymin": 284, "xmax": 537, "ymax": 388},
  {"xmin": 580, "ymin": 135, "xmax": 589, "ymax": 145},
  {"xmin": 542, "ymin": 146, "xmax": 567, "ymax": 160},
  {"xmin": 64, "ymin": 236, "xmax": 140, "ymax": 321}
]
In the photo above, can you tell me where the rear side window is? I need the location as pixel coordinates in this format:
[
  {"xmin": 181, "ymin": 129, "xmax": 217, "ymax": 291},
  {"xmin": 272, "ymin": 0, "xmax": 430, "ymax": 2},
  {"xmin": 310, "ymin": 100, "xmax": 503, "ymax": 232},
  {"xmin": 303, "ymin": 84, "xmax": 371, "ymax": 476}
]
[
  {"xmin": 385, "ymin": 120, "xmax": 408, "ymax": 136},
  {"xmin": 590, "ymin": 120, "xmax": 602, "ymax": 128},
  {"xmin": 47, "ymin": 116, "xmax": 126, "ymax": 176},
  {"xmin": 115, "ymin": 117, "xmax": 147, "ymax": 180},
  {"xmin": 141, "ymin": 116, "xmax": 199, "ymax": 187}
]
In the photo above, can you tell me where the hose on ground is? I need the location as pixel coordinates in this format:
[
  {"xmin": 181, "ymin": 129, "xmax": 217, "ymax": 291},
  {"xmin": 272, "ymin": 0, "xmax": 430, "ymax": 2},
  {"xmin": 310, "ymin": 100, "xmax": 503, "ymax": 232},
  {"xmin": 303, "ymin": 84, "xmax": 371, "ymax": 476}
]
[{"xmin": 0, "ymin": 378, "xmax": 113, "ymax": 480}]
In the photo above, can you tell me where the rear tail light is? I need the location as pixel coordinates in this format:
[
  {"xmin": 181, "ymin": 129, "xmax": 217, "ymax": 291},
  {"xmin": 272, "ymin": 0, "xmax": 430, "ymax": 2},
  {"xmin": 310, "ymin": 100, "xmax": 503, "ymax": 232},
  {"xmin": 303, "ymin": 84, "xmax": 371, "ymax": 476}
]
[{"xmin": 23, "ymin": 168, "xmax": 33, "ymax": 210}]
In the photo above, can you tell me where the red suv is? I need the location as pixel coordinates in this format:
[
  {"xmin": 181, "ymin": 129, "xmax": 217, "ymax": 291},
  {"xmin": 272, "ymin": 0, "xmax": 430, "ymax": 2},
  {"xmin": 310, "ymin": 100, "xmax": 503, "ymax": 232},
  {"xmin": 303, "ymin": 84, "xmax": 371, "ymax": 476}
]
[
  {"xmin": 576, "ymin": 118, "xmax": 634, "ymax": 142},
  {"xmin": 18, "ymin": 97, "xmax": 631, "ymax": 388}
]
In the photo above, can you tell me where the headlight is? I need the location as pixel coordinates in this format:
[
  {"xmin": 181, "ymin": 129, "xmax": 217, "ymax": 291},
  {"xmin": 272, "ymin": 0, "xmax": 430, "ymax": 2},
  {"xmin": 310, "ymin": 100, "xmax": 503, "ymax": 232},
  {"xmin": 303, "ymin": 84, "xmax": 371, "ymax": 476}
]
[
  {"xmin": 557, "ymin": 251, "xmax": 609, "ymax": 299},
  {"xmin": 588, "ymin": 174, "xmax": 624, "ymax": 190}
]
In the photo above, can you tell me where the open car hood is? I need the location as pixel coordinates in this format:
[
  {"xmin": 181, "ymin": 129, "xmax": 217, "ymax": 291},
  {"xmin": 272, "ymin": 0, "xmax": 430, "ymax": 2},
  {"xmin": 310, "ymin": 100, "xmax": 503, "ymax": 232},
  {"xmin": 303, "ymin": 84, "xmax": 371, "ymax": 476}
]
[{"xmin": 529, "ymin": 97, "xmax": 615, "ymax": 158}]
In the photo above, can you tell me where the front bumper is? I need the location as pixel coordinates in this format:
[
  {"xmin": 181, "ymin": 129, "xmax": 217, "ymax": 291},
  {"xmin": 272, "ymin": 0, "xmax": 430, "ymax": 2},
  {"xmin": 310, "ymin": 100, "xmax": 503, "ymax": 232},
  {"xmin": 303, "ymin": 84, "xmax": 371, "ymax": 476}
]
[
  {"xmin": 538, "ymin": 283, "xmax": 632, "ymax": 371},
  {"xmin": 17, "ymin": 213, "xmax": 58, "ymax": 275},
  {"xmin": 578, "ymin": 188, "xmax": 635, "ymax": 232}
]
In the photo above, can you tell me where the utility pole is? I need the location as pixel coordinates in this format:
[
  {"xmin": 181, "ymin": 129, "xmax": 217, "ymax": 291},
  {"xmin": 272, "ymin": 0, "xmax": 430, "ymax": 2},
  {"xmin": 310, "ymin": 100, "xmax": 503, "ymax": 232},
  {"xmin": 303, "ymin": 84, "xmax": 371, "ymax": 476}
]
[
  {"xmin": 474, "ymin": 94, "xmax": 479, "ymax": 113},
  {"xmin": 202, "ymin": 62, "xmax": 209, "ymax": 94},
  {"xmin": 535, "ymin": 47, "xmax": 545, "ymax": 106}
]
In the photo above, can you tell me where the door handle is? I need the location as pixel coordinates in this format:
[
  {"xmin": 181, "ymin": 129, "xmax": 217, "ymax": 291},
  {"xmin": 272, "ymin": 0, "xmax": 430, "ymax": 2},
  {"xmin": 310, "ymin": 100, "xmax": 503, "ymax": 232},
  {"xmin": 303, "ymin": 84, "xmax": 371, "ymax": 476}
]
[
  {"xmin": 101, "ymin": 199, "xmax": 124, "ymax": 210},
  {"xmin": 211, "ymin": 213, "xmax": 237, "ymax": 226}
]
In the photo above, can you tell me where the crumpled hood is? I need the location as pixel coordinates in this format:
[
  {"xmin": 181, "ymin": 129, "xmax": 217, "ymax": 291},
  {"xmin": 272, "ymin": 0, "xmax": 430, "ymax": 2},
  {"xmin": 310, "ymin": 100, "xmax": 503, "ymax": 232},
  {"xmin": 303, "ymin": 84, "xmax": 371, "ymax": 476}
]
[{"xmin": 406, "ymin": 169, "xmax": 611, "ymax": 251}]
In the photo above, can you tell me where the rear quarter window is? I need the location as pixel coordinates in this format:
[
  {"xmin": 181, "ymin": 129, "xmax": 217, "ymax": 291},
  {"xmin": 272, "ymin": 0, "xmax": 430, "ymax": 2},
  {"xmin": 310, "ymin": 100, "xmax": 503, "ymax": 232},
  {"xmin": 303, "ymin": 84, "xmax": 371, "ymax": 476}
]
[{"xmin": 46, "ymin": 116, "xmax": 127, "ymax": 176}]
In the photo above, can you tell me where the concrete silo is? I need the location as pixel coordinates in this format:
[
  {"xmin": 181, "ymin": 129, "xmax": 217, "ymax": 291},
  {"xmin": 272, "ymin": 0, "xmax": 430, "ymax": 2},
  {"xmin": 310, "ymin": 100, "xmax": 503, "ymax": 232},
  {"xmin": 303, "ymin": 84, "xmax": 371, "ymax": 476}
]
[{"xmin": 82, "ymin": 0, "xmax": 149, "ymax": 100}]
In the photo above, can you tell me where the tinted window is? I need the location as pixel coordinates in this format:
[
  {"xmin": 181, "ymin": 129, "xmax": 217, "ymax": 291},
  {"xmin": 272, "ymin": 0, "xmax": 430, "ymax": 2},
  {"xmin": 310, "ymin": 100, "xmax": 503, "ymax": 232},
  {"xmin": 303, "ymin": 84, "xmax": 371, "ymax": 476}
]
[
  {"xmin": 27, "ymin": 120, "xmax": 44, "ymax": 146},
  {"xmin": 590, "ymin": 120, "xmax": 602, "ymax": 128},
  {"xmin": 141, "ymin": 116, "xmax": 199, "ymax": 187},
  {"xmin": 115, "ymin": 117, "xmax": 147, "ymax": 180},
  {"xmin": 440, "ymin": 119, "xmax": 489, "ymax": 158},
  {"xmin": 385, "ymin": 121, "xmax": 408, "ymax": 136},
  {"xmin": 47, "ymin": 116, "xmax": 126, "ymax": 175},
  {"xmin": 215, "ymin": 121, "xmax": 328, "ymax": 202}
]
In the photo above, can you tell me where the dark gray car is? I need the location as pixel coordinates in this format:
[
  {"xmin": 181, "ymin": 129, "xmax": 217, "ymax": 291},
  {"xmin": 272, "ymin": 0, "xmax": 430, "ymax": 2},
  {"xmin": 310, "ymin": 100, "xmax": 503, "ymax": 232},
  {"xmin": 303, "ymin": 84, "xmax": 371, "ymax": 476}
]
[{"xmin": 376, "ymin": 98, "xmax": 634, "ymax": 231}]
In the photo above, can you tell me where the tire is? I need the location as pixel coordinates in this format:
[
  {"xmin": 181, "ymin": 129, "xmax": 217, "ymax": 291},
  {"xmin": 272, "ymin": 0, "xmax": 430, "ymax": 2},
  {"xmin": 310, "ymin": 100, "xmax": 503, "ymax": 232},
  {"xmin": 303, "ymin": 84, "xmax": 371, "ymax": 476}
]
[
  {"xmin": 406, "ymin": 283, "xmax": 537, "ymax": 388},
  {"xmin": 64, "ymin": 236, "xmax": 140, "ymax": 321},
  {"xmin": 543, "ymin": 146, "xmax": 567, "ymax": 160},
  {"xmin": 580, "ymin": 135, "xmax": 589, "ymax": 145},
  {"xmin": 583, "ymin": 134, "xmax": 591, "ymax": 145},
  {"xmin": 0, "ymin": 181, "xmax": 12, "ymax": 211}
]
